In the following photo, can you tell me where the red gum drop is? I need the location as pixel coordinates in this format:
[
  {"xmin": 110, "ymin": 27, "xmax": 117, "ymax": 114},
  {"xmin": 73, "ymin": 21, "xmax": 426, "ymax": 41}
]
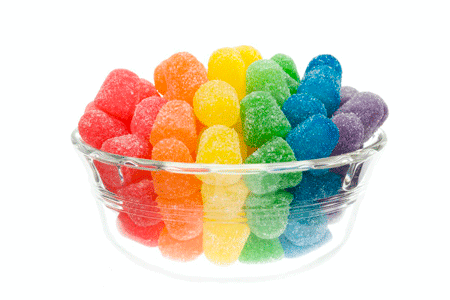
[
  {"xmin": 95, "ymin": 134, "xmax": 152, "ymax": 192},
  {"xmin": 117, "ymin": 179, "xmax": 162, "ymax": 227},
  {"xmin": 138, "ymin": 78, "xmax": 160, "ymax": 103},
  {"xmin": 94, "ymin": 69, "xmax": 141, "ymax": 124},
  {"xmin": 117, "ymin": 213, "xmax": 164, "ymax": 247},
  {"xmin": 130, "ymin": 96, "xmax": 168, "ymax": 141},
  {"xmin": 78, "ymin": 109, "xmax": 129, "ymax": 149}
]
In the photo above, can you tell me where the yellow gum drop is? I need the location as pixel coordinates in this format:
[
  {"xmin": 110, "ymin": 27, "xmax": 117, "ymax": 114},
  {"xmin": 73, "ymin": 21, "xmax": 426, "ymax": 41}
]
[
  {"xmin": 203, "ymin": 221, "xmax": 250, "ymax": 265},
  {"xmin": 193, "ymin": 80, "xmax": 240, "ymax": 128},
  {"xmin": 234, "ymin": 45, "xmax": 263, "ymax": 69},
  {"xmin": 207, "ymin": 47, "xmax": 247, "ymax": 100},
  {"xmin": 196, "ymin": 125, "xmax": 242, "ymax": 185},
  {"xmin": 202, "ymin": 180, "xmax": 249, "ymax": 220}
]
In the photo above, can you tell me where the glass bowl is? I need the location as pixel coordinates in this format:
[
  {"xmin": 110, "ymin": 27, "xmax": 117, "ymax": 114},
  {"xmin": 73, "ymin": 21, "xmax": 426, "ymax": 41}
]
[{"xmin": 71, "ymin": 128, "xmax": 387, "ymax": 281}]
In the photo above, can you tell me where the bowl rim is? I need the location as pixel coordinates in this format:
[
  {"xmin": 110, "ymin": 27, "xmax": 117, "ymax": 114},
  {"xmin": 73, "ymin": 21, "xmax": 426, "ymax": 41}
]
[{"xmin": 71, "ymin": 128, "xmax": 387, "ymax": 175}]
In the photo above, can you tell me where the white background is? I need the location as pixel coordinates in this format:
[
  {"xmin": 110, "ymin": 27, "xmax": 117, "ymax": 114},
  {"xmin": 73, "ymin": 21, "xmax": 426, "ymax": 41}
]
[{"xmin": 1, "ymin": 0, "xmax": 449, "ymax": 298}]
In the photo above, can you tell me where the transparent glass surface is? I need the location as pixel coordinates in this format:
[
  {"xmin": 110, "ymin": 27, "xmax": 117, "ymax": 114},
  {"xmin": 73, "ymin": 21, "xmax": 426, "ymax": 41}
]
[{"xmin": 71, "ymin": 128, "xmax": 387, "ymax": 280}]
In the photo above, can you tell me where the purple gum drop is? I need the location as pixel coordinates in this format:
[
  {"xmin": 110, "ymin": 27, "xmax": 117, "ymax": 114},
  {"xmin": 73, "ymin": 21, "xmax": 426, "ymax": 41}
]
[
  {"xmin": 334, "ymin": 92, "xmax": 386, "ymax": 142},
  {"xmin": 339, "ymin": 86, "xmax": 358, "ymax": 107},
  {"xmin": 331, "ymin": 113, "xmax": 365, "ymax": 156}
]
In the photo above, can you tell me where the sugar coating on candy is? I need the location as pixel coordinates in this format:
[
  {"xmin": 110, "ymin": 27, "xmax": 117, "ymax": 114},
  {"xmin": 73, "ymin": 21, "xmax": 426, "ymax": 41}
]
[
  {"xmin": 243, "ymin": 137, "xmax": 302, "ymax": 195},
  {"xmin": 334, "ymin": 92, "xmax": 387, "ymax": 142},
  {"xmin": 193, "ymin": 80, "xmax": 240, "ymax": 127},
  {"xmin": 299, "ymin": 65, "xmax": 341, "ymax": 117},
  {"xmin": 286, "ymin": 114, "xmax": 339, "ymax": 161},
  {"xmin": 157, "ymin": 192, "xmax": 203, "ymax": 241},
  {"xmin": 84, "ymin": 101, "xmax": 97, "ymax": 113},
  {"xmin": 239, "ymin": 233, "xmax": 284, "ymax": 264},
  {"xmin": 305, "ymin": 54, "xmax": 342, "ymax": 84},
  {"xmin": 196, "ymin": 125, "xmax": 242, "ymax": 164},
  {"xmin": 138, "ymin": 78, "xmax": 160, "ymax": 102},
  {"xmin": 94, "ymin": 69, "xmax": 141, "ymax": 123},
  {"xmin": 271, "ymin": 53, "xmax": 301, "ymax": 84},
  {"xmin": 245, "ymin": 190, "xmax": 293, "ymax": 239},
  {"xmin": 78, "ymin": 109, "xmax": 129, "ymax": 149},
  {"xmin": 117, "ymin": 180, "xmax": 161, "ymax": 227},
  {"xmin": 290, "ymin": 172, "xmax": 342, "ymax": 220},
  {"xmin": 246, "ymin": 59, "xmax": 291, "ymax": 106},
  {"xmin": 130, "ymin": 96, "xmax": 168, "ymax": 140},
  {"xmin": 151, "ymin": 138, "xmax": 201, "ymax": 198},
  {"xmin": 283, "ymin": 214, "xmax": 328, "ymax": 247},
  {"xmin": 202, "ymin": 180, "xmax": 249, "ymax": 220},
  {"xmin": 234, "ymin": 45, "xmax": 263, "ymax": 69},
  {"xmin": 331, "ymin": 113, "xmax": 365, "ymax": 156},
  {"xmin": 116, "ymin": 213, "xmax": 164, "ymax": 247},
  {"xmin": 203, "ymin": 221, "xmax": 250, "ymax": 265},
  {"xmin": 207, "ymin": 47, "xmax": 247, "ymax": 100},
  {"xmin": 150, "ymin": 100, "xmax": 198, "ymax": 154},
  {"xmin": 158, "ymin": 226, "xmax": 203, "ymax": 262},
  {"xmin": 95, "ymin": 134, "xmax": 152, "ymax": 191},
  {"xmin": 240, "ymin": 91, "xmax": 291, "ymax": 148},
  {"xmin": 154, "ymin": 52, "xmax": 208, "ymax": 105},
  {"xmin": 279, "ymin": 229, "xmax": 331, "ymax": 258},
  {"xmin": 282, "ymin": 93, "xmax": 327, "ymax": 129},
  {"xmin": 196, "ymin": 125, "xmax": 242, "ymax": 185},
  {"xmin": 340, "ymin": 86, "xmax": 358, "ymax": 107}
]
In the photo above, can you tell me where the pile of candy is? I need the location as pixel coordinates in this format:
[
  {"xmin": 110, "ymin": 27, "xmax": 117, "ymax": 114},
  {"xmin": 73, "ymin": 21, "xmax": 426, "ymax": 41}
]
[{"xmin": 77, "ymin": 45, "xmax": 388, "ymax": 265}]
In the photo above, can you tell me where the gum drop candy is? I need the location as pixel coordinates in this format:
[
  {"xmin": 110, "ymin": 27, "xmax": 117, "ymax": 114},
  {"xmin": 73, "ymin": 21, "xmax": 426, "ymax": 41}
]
[
  {"xmin": 154, "ymin": 52, "xmax": 208, "ymax": 105},
  {"xmin": 193, "ymin": 80, "xmax": 240, "ymax": 127},
  {"xmin": 117, "ymin": 179, "xmax": 161, "ymax": 227},
  {"xmin": 239, "ymin": 233, "xmax": 284, "ymax": 264},
  {"xmin": 240, "ymin": 91, "xmax": 291, "ymax": 148},
  {"xmin": 334, "ymin": 92, "xmax": 388, "ymax": 142},
  {"xmin": 286, "ymin": 114, "xmax": 339, "ymax": 161},
  {"xmin": 78, "ymin": 109, "xmax": 129, "ymax": 149},
  {"xmin": 158, "ymin": 226, "xmax": 203, "ymax": 262},
  {"xmin": 304, "ymin": 54, "xmax": 342, "ymax": 85},
  {"xmin": 283, "ymin": 214, "xmax": 329, "ymax": 247},
  {"xmin": 271, "ymin": 53, "xmax": 301, "ymax": 94},
  {"xmin": 207, "ymin": 47, "xmax": 247, "ymax": 100},
  {"xmin": 94, "ymin": 69, "xmax": 141, "ymax": 123},
  {"xmin": 203, "ymin": 221, "xmax": 250, "ymax": 265},
  {"xmin": 331, "ymin": 113, "xmax": 365, "ymax": 156},
  {"xmin": 271, "ymin": 53, "xmax": 301, "ymax": 83},
  {"xmin": 157, "ymin": 192, "xmax": 203, "ymax": 241},
  {"xmin": 84, "ymin": 101, "xmax": 97, "ymax": 113},
  {"xmin": 298, "ymin": 65, "xmax": 341, "ymax": 117},
  {"xmin": 246, "ymin": 59, "xmax": 291, "ymax": 106},
  {"xmin": 138, "ymin": 78, "xmax": 160, "ymax": 102},
  {"xmin": 234, "ymin": 45, "xmax": 262, "ymax": 69},
  {"xmin": 202, "ymin": 180, "xmax": 249, "ymax": 220},
  {"xmin": 95, "ymin": 134, "xmax": 152, "ymax": 192},
  {"xmin": 282, "ymin": 93, "xmax": 327, "ymax": 129},
  {"xmin": 279, "ymin": 229, "xmax": 332, "ymax": 258},
  {"xmin": 245, "ymin": 190, "xmax": 293, "ymax": 239},
  {"xmin": 151, "ymin": 138, "xmax": 201, "ymax": 198},
  {"xmin": 116, "ymin": 213, "xmax": 164, "ymax": 247},
  {"xmin": 339, "ymin": 86, "xmax": 358, "ymax": 107},
  {"xmin": 243, "ymin": 137, "xmax": 302, "ymax": 195},
  {"xmin": 150, "ymin": 100, "xmax": 198, "ymax": 154},
  {"xmin": 130, "ymin": 96, "xmax": 168, "ymax": 141},
  {"xmin": 196, "ymin": 125, "xmax": 242, "ymax": 185},
  {"xmin": 290, "ymin": 172, "xmax": 342, "ymax": 220}
]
